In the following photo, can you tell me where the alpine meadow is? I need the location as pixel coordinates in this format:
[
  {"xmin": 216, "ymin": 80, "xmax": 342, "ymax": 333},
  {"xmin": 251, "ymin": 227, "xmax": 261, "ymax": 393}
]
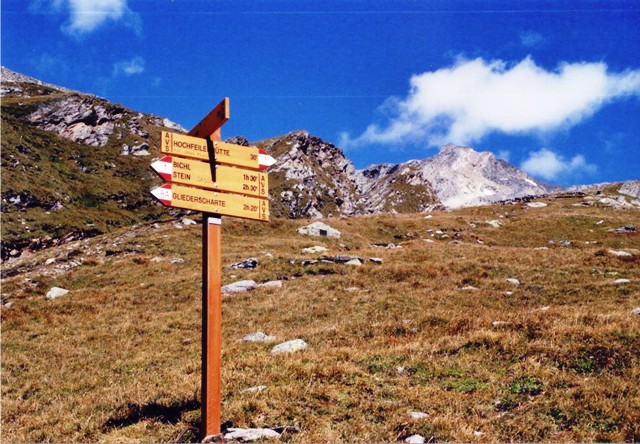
[{"xmin": 1, "ymin": 67, "xmax": 639, "ymax": 444}]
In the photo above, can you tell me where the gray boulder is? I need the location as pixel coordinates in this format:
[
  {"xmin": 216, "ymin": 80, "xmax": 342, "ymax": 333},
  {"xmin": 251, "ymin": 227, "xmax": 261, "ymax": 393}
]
[
  {"xmin": 271, "ymin": 339, "xmax": 308, "ymax": 354},
  {"xmin": 297, "ymin": 222, "xmax": 341, "ymax": 238},
  {"xmin": 45, "ymin": 287, "xmax": 69, "ymax": 300},
  {"xmin": 223, "ymin": 428, "xmax": 281, "ymax": 442},
  {"xmin": 229, "ymin": 258, "xmax": 259, "ymax": 270},
  {"xmin": 608, "ymin": 226, "xmax": 636, "ymax": 234},
  {"xmin": 222, "ymin": 280, "xmax": 257, "ymax": 294},
  {"xmin": 258, "ymin": 280, "xmax": 283, "ymax": 289},
  {"xmin": 302, "ymin": 246, "xmax": 328, "ymax": 254}
]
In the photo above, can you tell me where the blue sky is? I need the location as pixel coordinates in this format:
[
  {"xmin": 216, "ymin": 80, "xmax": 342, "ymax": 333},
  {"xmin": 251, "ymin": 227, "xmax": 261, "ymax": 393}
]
[{"xmin": 2, "ymin": 0, "xmax": 639, "ymax": 186}]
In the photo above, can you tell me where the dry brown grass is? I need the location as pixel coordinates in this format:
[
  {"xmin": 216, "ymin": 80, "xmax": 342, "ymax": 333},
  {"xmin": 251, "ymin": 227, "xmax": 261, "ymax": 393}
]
[{"xmin": 2, "ymin": 196, "xmax": 639, "ymax": 442}]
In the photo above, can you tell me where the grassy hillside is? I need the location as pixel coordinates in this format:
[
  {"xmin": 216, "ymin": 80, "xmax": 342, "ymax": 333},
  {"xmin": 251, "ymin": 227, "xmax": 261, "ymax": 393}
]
[
  {"xmin": 0, "ymin": 86, "xmax": 182, "ymax": 260},
  {"xmin": 1, "ymin": 195, "xmax": 639, "ymax": 442}
]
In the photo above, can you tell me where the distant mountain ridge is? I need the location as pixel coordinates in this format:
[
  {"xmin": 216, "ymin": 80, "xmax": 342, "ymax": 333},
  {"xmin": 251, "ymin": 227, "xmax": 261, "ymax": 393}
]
[
  {"xmin": 257, "ymin": 130, "xmax": 557, "ymax": 218},
  {"xmin": 2, "ymin": 67, "xmax": 637, "ymax": 259}
]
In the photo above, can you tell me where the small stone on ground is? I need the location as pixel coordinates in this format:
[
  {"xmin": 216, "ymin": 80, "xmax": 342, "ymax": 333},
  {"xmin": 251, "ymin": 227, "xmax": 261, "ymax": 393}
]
[
  {"xmin": 222, "ymin": 280, "xmax": 257, "ymax": 294},
  {"xmin": 258, "ymin": 280, "xmax": 283, "ymax": 289},
  {"xmin": 45, "ymin": 287, "xmax": 69, "ymax": 300},
  {"xmin": 613, "ymin": 278, "xmax": 630, "ymax": 285},
  {"xmin": 242, "ymin": 332, "xmax": 276, "ymax": 342},
  {"xmin": 240, "ymin": 385, "xmax": 267, "ymax": 394},
  {"xmin": 271, "ymin": 339, "xmax": 308, "ymax": 354},
  {"xmin": 230, "ymin": 258, "xmax": 259, "ymax": 270},
  {"xmin": 302, "ymin": 246, "xmax": 328, "ymax": 254},
  {"xmin": 223, "ymin": 427, "xmax": 281, "ymax": 442}
]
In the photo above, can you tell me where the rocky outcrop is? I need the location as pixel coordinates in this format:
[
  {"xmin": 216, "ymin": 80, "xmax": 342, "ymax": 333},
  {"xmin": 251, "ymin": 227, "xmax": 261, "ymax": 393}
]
[
  {"xmin": 263, "ymin": 130, "xmax": 364, "ymax": 218},
  {"xmin": 355, "ymin": 160, "xmax": 442, "ymax": 214},
  {"xmin": 27, "ymin": 95, "xmax": 124, "ymax": 146},
  {"xmin": 620, "ymin": 181, "xmax": 640, "ymax": 199},
  {"xmin": 2, "ymin": 66, "xmax": 184, "ymax": 148}
]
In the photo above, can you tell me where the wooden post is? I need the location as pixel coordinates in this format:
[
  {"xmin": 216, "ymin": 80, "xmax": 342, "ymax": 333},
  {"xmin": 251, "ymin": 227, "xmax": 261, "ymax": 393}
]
[
  {"xmin": 201, "ymin": 121, "xmax": 225, "ymax": 439},
  {"xmin": 201, "ymin": 212, "xmax": 222, "ymax": 438}
]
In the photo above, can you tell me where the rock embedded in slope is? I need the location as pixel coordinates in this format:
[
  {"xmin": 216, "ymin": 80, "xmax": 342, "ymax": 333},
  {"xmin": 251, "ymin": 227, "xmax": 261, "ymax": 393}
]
[
  {"xmin": 242, "ymin": 332, "xmax": 276, "ymax": 342},
  {"xmin": 222, "ymin": 280, "xmax": 257, "ymax": 294},
  {"xmin": 619, "ymin": 181, "xmax": 640, "ymax": 199},
  {"xmin": 223, "ymin": 428, "xmax": 281, "ymax": 442},
  {"xmin": 240, "ymin": 385, "xmax": 267, "ymax": 394},
  {"xmin": 229, "ymin": 258, "xmax": 259, "ymax": 270},
  {"xmin": 271, "ymin": 339, "xmax": 308, "ymax": 354},
  {"xmin": 608, "ymin": 226, "xmax": 636, "ymax": 234},
  {"xmin": 258, "ymin": 280, "xmax": 283, "ymax": 289},
  {"xmin": 607, "ymin": 249, "xmax": 633, "ymax": 258},
  {"xmin": 302, "ymin": 246, "xmax": 328, "ymax": 254},
  {"xmin": 45, "ymin": 287, "xmax": 69, "ymax": 300},
  {"xmin": 297, "ymin": 222, "xmax": 341, "ymax": 238},
  {"xmin": 319, "ymin": 255, "xmax": 362, "ymax": 264}
]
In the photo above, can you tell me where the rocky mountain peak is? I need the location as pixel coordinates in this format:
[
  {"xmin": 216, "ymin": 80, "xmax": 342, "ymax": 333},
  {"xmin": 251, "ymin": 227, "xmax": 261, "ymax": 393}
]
[
  {"xmin": 434, "ymin": 144, "xmax": 496, "ymax": 166},
  {"xmin": 419, "ymin": 144, "xmax": 552, "ymax": 209},
  {"xmin": 260, "ymin": 130, "xmax": 362, "ymax": 218}
]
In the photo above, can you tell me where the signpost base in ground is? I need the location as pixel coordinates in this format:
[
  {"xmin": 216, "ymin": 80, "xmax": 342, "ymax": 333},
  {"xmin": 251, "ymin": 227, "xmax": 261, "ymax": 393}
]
[{"xmin": 202, "ymin": 214, "xmax": 222, "ymax": 437}]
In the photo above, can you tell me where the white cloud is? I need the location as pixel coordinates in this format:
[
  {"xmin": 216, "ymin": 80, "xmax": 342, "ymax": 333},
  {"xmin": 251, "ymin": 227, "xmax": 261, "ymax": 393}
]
[
  {"xmin": 521, "ymin": 148, "xmax": 596, "ymax": 181},
  {"xmin": 342, "ymin": 57, "xmax": 640, "ymax": 149},
  {"xmin": 31, "ymin": 0, "xmax": 142, "ymax": 35},
  {"xmin": 113, "ymin": 56, "xmax": 145, "ymax": 76}
]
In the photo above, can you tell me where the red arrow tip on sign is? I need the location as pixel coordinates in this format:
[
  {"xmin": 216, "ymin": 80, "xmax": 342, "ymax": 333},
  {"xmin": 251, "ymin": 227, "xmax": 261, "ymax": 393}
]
[
  {"xmin": 258, "ymin": 149, "xmax": 276, "ymax": 170},
  {"xmin": 151, "ymin": 183, "xmax": 172, "ymax": 206},
  {"xmin": 151, "ymin": 156, "xmax": 172, "ymax": 181}
]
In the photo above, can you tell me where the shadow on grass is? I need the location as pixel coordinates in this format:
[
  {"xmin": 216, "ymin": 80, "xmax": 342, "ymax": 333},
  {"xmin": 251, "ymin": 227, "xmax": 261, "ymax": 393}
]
[{"xmin": 103, "ymin": 398, "xmax": 200, "ymax": 430}]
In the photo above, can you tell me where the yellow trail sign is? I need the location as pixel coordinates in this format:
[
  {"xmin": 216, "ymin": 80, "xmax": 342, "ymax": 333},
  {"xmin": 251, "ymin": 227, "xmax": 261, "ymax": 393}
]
[
  {"xmin": 161, "ymin": 131, "xmax": 276, "ymax": 171},
  {"xmin": 151, "ymin": 183, "xmax": 269, "ymax": 222},
  {"xmin": 151, "ymin": 155, "xmax": 268, "ymax": 198}
]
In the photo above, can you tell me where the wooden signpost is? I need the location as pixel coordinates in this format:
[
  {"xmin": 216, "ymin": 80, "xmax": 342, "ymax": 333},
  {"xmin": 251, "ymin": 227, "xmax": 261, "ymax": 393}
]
[{"xmin": 149, "ymin": 98, "xmax": 275, "ymax": 439}]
